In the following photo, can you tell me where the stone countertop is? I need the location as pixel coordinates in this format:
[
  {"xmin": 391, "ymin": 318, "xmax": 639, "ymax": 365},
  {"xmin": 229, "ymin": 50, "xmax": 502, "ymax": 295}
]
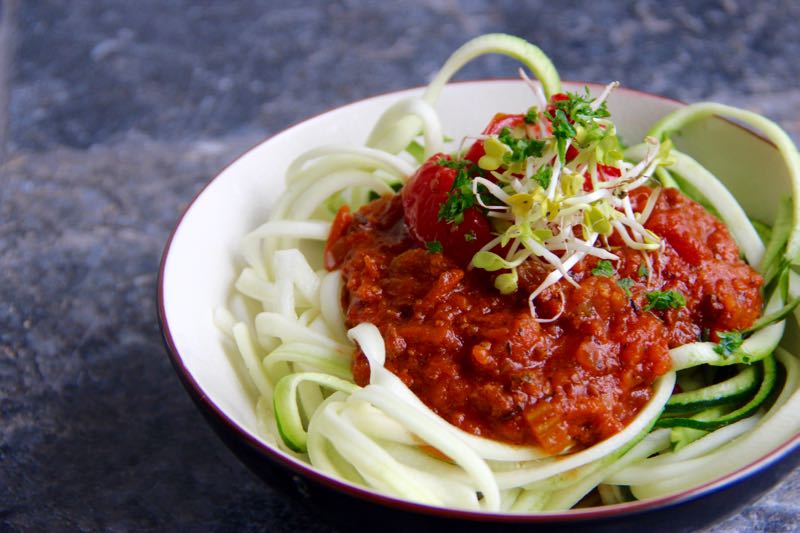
[{"xmin": 2, "ymin": 1, "xmax": 799, "ymax": 531}]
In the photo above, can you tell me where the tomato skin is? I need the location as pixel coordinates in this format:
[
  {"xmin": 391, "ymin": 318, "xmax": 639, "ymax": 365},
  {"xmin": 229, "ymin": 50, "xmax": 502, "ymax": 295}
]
[
  {"xmin": 599, "ymin": 164, "xmax": 621, "ymax": 179},
  {"xmin": 464, "ymin": 113, "xmax": 527, "ymax": 164},
  {"xmin": 583, "ymin": 163, "xmax": 622, "ymax": 191},
  {"xmin": 402, "ymin": 154, "xmax": 494, "ymax": 266},
  {"xmin": 545, "ymin": 92, "xmax": 570, "ymax": 116}
]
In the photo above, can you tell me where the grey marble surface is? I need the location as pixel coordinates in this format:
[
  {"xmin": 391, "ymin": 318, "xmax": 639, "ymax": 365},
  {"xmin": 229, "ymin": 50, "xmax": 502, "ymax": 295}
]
[{"xmin": 2, "ymin": 1, "xmax": 799, "ymax": 531}]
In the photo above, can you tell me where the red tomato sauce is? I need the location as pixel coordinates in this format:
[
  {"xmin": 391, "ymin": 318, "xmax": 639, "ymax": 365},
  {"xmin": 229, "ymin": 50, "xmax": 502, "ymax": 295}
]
[{"xmin": 326, "ymin": 187, "xmax": 763, "ymax": 453}]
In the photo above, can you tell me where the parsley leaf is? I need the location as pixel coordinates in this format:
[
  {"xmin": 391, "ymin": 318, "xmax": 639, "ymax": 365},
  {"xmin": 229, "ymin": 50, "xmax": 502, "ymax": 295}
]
[
  {"xmin": 638, "ymin": 263, "xmax": 649, "ymax": 279},
  {"xmin": 547, "ymin": 109, "xmax": 577, "ymax": 163},
  {"xmin": 498, "ymin": 127, "xmax": 545, "ymax": 164},
  {"xmin": 464, "ymin": 231, "xmax": 477, "ymax": 242},
  {"xmin": 437, "ymin": 159, "xmax": 479, "ymax": 225},
  {"xmin": 713, "ymin": 331, "xmax": 743, "ymax": 357},
  {"xmin": 617, "ymin": 277, "xmax": 634, "ymax": 296},
  {"xmin": 436, "ymin": 158, "xmax": 462, "ymax": 169},
  {"xmin": 592, "ymin": 260, "xmax": 615, "ymax": 277},
  {"xmin": 554, "ymin": 88, "xmax": 611, "ymax": 123},
  {"xmin": 532, "ymin": 165, "xmax": 552, "ymax": 189},
  {"xmin": 644, "ymin": 290, "xmax": 686, "ymax": 311},
  {"xmin": 425, "ymin": 240, "xmax": 443, "ymax": 254},
  {"xmin": 546, "ymin": 88, "xmax": 613, "ymax": 162},
  {"xmin": 524, "ymin": 106, "xmax": 539, "ymax": 125}
]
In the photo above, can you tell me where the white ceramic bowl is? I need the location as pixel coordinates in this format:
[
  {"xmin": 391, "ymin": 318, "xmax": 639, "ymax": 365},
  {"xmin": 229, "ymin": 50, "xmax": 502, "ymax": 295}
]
[{"xmin": 158, "ymin": 80, "xmax": 799, "ymax": 530}]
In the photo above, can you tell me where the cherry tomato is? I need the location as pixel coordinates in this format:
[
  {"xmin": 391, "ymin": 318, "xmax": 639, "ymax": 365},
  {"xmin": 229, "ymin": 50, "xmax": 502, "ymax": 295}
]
[
  {"xmin": 464, "ymin": 113, "xmax": 527, "ymax": 164},
  {"xmin": 402, "ymin": 154, "xmax": 494, "ymax": 266},
  {"xmin": 598, "ymin": 164, "xmax": 621, "ymax": 179},
  {"xmin": 584, "ymin": 163, "xmax": 622, "ymax": 191},
  {"xmin": 545, "ymin": 92, "xmax": 570, "ymax": 117}
]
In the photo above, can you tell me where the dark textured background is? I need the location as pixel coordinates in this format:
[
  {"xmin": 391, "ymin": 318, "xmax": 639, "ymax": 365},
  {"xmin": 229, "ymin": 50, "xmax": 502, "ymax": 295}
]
[{"xmin": 2, "ymin": 1, "xmax": 799, "ymax": 531}]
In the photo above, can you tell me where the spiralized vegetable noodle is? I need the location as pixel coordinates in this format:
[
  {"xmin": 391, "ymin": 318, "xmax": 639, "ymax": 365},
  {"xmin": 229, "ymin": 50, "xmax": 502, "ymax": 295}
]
[{"xmin": 216, "ymin": 34, "xmax": 800, "ymax": 512}]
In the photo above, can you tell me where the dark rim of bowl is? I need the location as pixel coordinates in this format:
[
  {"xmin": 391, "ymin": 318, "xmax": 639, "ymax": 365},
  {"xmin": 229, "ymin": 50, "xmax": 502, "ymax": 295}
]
[{"xmin": 157, "ymin": 79, "xmax": 800, "ymax": 523}]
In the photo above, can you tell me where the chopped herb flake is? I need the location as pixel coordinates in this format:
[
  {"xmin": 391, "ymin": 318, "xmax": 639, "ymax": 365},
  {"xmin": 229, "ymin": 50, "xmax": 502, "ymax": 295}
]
[
  {"xmin": 498, "ymin": 127, "xmax": 545, "ymax": 164},
  {"xmin": 437, "ymin": 160, "xmax": 480, "ymax": 225},
  {"xmin": 592, "ymin": 260, "xmax": 615, "ymax": 277},
  {"xmin": 524, "ymin": 106, "xmax": 539, "ymax": 125},
  {"xmin": 617, "ymin": 277, "xmax": 634, "ymax": 296},
  {"xmin": 547, "ymin": 109, "xmax": 577, "ymax": 163},
  {"xmin": 425, "ymin": 240, "xmax": 443, "ymax": 254},
  {"xmin": 644, "ymin": 290, "xmax": 686, "ymax": 311},
  {"xmin": 713, "ymin": 331, "xmax": 744, "ymax": 357},
  {"xmin": 638, "ymin": 263, "xmax": 649, "ymax": 279},
  {"xmin": 435, "ymin": 157, "xmax": 462, "ymax": 169},
  {"xmin": 532, "ymin": 165, "xmax": 552, "ymax": 189},
  {"xmin": 553, "ymin": 88, "xmax": 611, "ymax": 124},
  {"xmin": 464, "ymin": 231, "xmax": 477, "ymax": 242},
  {"xmin": 544, "ymin": 88, "xmax": 616, "ymax": 162}
]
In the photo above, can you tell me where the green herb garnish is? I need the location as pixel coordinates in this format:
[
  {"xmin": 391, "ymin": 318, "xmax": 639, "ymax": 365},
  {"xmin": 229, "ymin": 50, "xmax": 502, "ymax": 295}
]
[
  {"xmin": 592, "ymin": 260, "xmax": 615, "ymax": 277},
  {"xmin": 548, "ymin": 109, "xmax": 577, "ymax": 163},
  {"xmin": 545, "ymin": 88, "xmax": 612, "ymax": 163},
  {"xmin": 638, "ymin": 263, "xmax": 649, "ymax": 279},
  {"xmin": 617, "ymin": 277, "xmax": 634, "ymax": 296},
  {"xmin": 436, "ymin": 158, "xmax": 462, "ymax": 169},
  {"xmin": 437, "ymin": 159, "xmax": 479, "ymax": 225},
  {"xmin": 425, "ymin": 240, "xmax": 443, "ymax": 254},
  {"xmin": 498, "ymin": 127, "xmax": 545, "ymax": 164},
  {"xmin": 644, "ymin": 290, "xmax": 686, "ymax": 311},
  {"xmin": 557, "ymin": 88, "xmax": 611, "ymax": 122},
  {"xmin": 523, "ymin": 106, "xmax": 539, "ymax": 125},
  {"xmin": 714, "ymin": 331, "xmax": 744, "ymax": 357},
  {"xmin": 532, "ymin": 165, "xmax": 552, "ymax": 189}
]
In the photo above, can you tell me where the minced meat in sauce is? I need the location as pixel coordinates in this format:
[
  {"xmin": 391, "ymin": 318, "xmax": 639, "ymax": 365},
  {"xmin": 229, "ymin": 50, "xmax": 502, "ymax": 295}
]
[{"xmin": 325, "ymin": 187, "xmax": 763, "ymax": 453}]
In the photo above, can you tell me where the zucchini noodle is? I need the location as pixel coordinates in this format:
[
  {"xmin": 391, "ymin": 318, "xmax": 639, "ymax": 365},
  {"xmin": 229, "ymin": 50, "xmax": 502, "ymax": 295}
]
[{"xmin": 216, "ymin": 34, "xmax": 800, "ymax": 512}]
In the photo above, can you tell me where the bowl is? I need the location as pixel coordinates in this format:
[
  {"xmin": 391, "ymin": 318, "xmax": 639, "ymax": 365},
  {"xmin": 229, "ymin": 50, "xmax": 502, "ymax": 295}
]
[{"xmin": 158, "ymin": 80, "xmax": 800, "ymax": 531}]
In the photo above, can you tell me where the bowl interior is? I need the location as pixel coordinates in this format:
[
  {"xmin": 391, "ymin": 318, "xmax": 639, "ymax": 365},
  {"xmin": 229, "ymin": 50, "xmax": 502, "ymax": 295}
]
[{"xmin": 159, "ymin": 80, "xmax": 795, "ymax": 514}]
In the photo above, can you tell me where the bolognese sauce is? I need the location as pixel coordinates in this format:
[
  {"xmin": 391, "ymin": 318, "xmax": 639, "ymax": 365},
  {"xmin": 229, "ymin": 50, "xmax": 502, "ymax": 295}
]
[{"xmin": 325, "ymin": 108, "xmax": 763, "ymax": 454}]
